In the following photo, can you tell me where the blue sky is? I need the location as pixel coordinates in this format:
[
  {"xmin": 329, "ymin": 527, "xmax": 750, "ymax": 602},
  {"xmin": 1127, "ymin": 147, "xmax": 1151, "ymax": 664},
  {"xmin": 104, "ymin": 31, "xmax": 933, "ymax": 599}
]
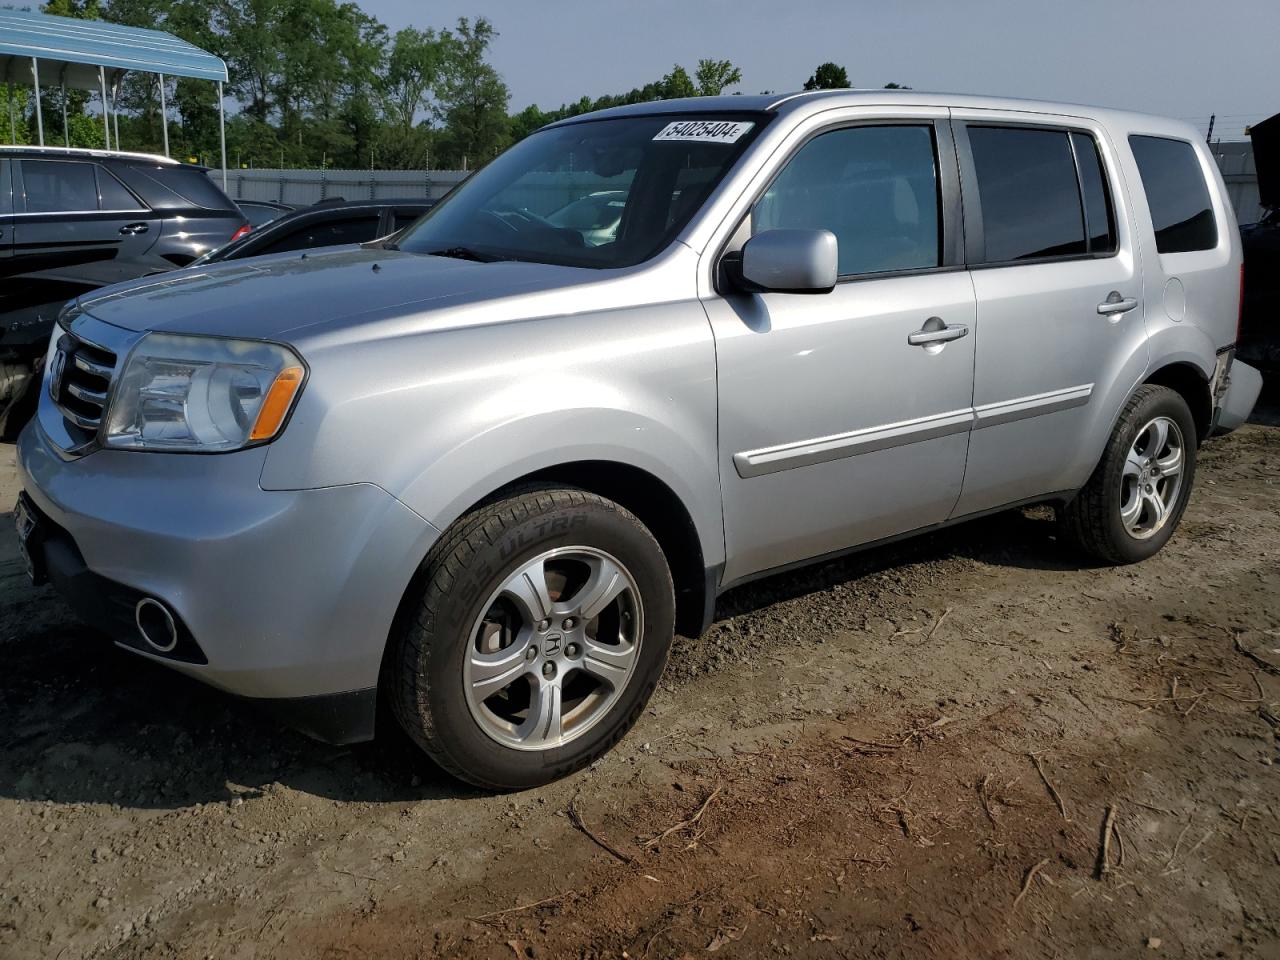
[{"xmin": 358, "ymin": 0, "xmax": 1277, "ymax": 138}]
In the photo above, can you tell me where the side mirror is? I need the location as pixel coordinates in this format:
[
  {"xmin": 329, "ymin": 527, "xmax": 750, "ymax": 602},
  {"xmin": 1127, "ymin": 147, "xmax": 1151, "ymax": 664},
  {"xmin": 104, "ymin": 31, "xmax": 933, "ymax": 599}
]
[{"xmin": 734, "ymin": 228, "xmax": 838, "ymax": 294}]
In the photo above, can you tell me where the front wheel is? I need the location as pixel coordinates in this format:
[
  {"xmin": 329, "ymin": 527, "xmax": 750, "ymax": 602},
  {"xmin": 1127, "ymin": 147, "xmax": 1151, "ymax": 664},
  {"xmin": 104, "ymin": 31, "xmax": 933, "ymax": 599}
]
[
  {"xmin": 1063, "ymin": 384, "xmax": 1197, "ymax": 564},
  {"xmin": 387, "ymin": 486, "xmax": 675, "ymax": 789}
]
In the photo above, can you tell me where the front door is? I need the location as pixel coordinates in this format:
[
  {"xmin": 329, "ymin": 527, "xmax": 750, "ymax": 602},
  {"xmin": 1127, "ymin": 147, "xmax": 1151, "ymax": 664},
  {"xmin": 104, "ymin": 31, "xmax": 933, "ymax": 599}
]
[
  {"xmin": 706, "ymin": 116, "xmax": 977, "ymax": 584},
  {"xmin": 949, "ymin": 116, "xmax": 1146, "ymax": 516}
]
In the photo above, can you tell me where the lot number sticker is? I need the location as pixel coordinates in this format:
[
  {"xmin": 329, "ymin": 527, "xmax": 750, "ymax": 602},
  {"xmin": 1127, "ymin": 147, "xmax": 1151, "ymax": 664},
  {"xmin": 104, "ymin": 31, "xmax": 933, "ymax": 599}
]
[{"xmin": 653, "ymin": 120, "xmax": 754, "ymax": 144}]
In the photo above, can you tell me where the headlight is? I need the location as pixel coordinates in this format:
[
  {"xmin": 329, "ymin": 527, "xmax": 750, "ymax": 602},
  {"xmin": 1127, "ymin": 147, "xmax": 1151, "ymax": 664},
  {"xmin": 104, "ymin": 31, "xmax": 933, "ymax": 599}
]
[{"xmin": 104, "ymin": 333, "xmax": 306, "ymax": 452}]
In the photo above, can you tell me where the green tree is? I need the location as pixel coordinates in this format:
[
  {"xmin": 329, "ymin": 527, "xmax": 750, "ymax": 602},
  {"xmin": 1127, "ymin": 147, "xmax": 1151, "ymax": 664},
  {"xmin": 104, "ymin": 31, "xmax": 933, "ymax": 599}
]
[
  {"xmin": 380, "ymin": 26, "xmax": 445, "ymax": 133},
  {"xmin": 659, "ymin": 64, "xmax": 696, "ymax": 99},
  {"xmin": 435, "ymin": 17, "xmax": 509, "ymax": 168},
  {"xmin": 694, "ymin": 58, "xmax": 742, "ymax": 96},
  {"xmin": 883, "ymin": 82, "xmax": 912, "ymax": 89},
  {"xmin": 803, "ymin": 62, "xmax": 850, "ymax": 90}
]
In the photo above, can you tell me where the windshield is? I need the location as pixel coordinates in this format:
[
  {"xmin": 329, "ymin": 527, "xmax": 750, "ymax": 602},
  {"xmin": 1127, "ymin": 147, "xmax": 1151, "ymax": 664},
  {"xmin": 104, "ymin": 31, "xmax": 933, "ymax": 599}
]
[{"xmin": 395, "ymin": 114, "xmax": 766, "ymax": 268}]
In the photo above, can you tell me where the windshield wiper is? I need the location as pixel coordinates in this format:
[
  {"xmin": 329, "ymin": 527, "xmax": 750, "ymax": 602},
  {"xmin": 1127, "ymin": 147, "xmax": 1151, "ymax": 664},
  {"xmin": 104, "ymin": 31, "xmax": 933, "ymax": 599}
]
[{"xmin": 424, "ymin": 246, "xmax": 506, "ymax": 263}]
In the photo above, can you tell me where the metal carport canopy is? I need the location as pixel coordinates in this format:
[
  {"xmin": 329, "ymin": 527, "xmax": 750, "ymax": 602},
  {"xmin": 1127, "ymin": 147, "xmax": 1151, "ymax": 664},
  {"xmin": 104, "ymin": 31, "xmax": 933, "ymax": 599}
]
[{"xmin": 0, "ymin": 8, "xmax": 228, "ymax": 182}]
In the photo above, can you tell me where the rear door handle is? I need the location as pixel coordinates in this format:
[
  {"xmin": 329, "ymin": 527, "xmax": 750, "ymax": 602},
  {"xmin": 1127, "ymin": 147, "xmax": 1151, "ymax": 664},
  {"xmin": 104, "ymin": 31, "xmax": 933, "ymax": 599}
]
[
  {"xmin": 119, "ymin": 222, "xmax": 149, "ymax": 235},
  {"xmin": 1097, "ymin": 292, "xmax": 1138, "ymax": 316},
  {"xmin": 908, "ymin": 319, "xmax": 969, "ymax": 346}
]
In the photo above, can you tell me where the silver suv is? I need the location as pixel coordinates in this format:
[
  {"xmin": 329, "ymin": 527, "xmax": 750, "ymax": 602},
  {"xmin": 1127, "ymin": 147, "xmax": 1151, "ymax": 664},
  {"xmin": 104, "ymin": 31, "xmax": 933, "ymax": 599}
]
[{"xmin": 16, "ymin": 92, "xmax": 1263, "ymax": 788}]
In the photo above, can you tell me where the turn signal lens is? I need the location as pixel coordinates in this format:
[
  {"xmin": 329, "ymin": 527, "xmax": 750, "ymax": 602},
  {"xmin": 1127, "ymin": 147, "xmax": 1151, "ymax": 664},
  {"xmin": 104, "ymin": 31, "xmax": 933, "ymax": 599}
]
[{"xmin": 249, "ymin": 366, "xmax": 304, "ymax": 441}]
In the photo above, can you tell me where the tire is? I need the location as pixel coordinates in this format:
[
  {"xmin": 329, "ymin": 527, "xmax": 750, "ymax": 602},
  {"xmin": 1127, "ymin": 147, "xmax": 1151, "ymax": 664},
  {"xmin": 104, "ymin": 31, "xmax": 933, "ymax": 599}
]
[
  {"xmin": 1063, "ymin": 384, "xmax": 1197, "ymax": 564},
  {"xmin": 387, "ymin": 485, "xmax": 675, "ymax": 790}
]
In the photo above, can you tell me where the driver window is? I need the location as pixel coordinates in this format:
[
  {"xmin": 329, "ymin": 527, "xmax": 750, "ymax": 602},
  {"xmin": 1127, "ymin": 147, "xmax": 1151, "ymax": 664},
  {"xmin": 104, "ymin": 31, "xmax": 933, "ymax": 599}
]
[{"xmin": 754, "ymin": 124, "xmax": 942, "ymax": 277}]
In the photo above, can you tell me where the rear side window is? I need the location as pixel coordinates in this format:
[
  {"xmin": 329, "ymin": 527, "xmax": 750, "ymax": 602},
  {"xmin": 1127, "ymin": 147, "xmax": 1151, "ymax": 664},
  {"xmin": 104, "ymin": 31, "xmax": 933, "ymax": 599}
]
[
  {"xmin": 0, "ymin": 159, "xmax": 11, "ymax": 214},
  {"xmin": 967, "ymin": 127, "xmax": 1086, "ymax": 262},
  {"xmin": 753, "ymin": 124, "xmax": 941, "ymax": 277},
  {"xmin": 256, "ymin": 215, "xmax": 382, "ymax": 256},
  {"xmin": 393, "ymin": 212, "xmax": 425, "ymax": 231},
  {"xmin": 95, "ymin": 166, "xmax": 143, "ymax": 211},
  {"xmin": 21, "ymin": 160, "xmax": 100, "ymax": 213},
  {"xmin": 1128, "ymin": 135, "xmax": 1217, "ymax": 253}
]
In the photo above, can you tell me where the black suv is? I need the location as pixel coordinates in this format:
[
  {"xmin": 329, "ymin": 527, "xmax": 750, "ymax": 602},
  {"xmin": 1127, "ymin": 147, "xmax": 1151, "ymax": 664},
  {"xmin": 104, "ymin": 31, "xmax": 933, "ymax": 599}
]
[{"xmin": 0, "ymin": 147, "xmax": 247, "ymax": 432}]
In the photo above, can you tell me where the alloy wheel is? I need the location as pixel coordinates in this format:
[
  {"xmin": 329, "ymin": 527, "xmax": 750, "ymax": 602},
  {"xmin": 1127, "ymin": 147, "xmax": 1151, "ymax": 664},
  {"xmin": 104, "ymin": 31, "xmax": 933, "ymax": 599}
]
[
  {"xmin": 1119, "ymin": 415, "xmax": 1185, "ymax": 540},
  {"xmin": 463, "ymin": 546, "xmax": 643, "ymax": 750}
]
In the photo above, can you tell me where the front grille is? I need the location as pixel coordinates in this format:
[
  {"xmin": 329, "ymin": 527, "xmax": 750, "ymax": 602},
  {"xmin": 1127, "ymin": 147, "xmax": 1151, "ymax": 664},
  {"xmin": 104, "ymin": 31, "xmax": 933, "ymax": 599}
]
[{"xmin": 50, "ymin": 332, "xmax": 117, "ymax": 434}]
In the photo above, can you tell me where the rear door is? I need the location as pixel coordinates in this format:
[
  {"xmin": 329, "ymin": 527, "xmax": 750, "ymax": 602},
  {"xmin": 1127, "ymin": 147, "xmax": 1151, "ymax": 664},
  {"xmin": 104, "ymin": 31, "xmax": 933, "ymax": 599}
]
[
  {"xmin": 950, "ymin": 114, "xmax": 1147, "ymax": 516},
  {"xmin": 13, "ymin": 157, "xmax": 160, "ymax": 298}
]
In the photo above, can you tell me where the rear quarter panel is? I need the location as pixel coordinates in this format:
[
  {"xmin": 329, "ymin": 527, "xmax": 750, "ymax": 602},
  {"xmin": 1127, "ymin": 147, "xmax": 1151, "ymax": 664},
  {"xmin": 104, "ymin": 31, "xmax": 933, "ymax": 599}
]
[{"xmin": 1115, "ymin": 115, "xmax": 1242, "ymax": 367}]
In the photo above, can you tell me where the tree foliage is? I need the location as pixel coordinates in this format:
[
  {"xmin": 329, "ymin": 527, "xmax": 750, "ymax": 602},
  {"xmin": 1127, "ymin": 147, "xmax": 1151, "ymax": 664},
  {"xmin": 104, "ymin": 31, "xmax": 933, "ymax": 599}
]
[
  {"xmin": 694, "ymin": 59, "xmax": 742, "ymax": 97},
  {"xmin": 14, "ymin": 1, "xmax": 747, "ymax": 169},
  {"xmin": 803, "ymin": 62, "xmax": 851, "ymax": 90}
]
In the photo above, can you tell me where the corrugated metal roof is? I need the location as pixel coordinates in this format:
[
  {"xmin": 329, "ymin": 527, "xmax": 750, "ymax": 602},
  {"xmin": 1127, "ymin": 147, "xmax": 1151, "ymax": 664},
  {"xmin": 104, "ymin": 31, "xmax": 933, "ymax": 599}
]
[{"xmin": 0, "ymin": 8, "xmax": 227, "ymax": 89}]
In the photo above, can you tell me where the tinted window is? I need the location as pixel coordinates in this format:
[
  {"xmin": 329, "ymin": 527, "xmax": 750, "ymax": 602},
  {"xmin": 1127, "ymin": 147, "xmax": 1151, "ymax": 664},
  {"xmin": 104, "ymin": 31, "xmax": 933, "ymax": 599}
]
[
  {"xmin": 393, "ymin": 212, "xmax": 425, "ymax": 231},
  {"xmin": 95, "ymin": 166, "xmax": 143, "ymax": 210},
  {"xmin": 1071, "ymin": 133, "xmax": 1116, "ymax": 254},
  {"xmin": 119, "ymin": 163, "xmax": 238, "ymax": 211},
  {"xmin": 967, "ymin": 127, "xmax": 1086, "ymax": 262},
  {"xmin": 1129, "ymin": 135, "xmax": 1217, "ymax": 253},
  {"xmin": 754, "ymin": 124, "xmax": 941, "ymax": 276},
  {"xmin": 0, "ymin": 160, "xmax": 11, "ymax": 215},
  {"xmin": 21, "ymin": 160, "xmax": 100, "ymax": 213},
  {"xmin": 257, "ymin": 215, "xmax": 381, "ymax": 256}
]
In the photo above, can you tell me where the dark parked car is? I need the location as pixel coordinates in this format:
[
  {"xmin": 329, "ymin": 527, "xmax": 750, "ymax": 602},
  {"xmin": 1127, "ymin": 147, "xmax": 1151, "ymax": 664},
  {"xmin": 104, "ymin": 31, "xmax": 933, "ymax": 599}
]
[
  {"xmin": 1240, "ymin": 112, "xmax": 1279, "ymax": 370},
  {"xmin": 0, "ymin": 147, "xmax": 247, "ymax": 433},
  {"xmin": 235, "ymin": 198, "xmax": 295, "ymax": 227},
  {"xmin": 197, "ymin": 198, "xmax": 435, "ymax": 264}
]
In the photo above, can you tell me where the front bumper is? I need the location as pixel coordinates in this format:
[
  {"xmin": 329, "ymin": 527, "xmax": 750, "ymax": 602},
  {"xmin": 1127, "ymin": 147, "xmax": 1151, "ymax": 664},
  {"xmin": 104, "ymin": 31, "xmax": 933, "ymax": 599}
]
[{"xmin": 17, "ymin": 421, "xmax": 440, "ymax": 739}]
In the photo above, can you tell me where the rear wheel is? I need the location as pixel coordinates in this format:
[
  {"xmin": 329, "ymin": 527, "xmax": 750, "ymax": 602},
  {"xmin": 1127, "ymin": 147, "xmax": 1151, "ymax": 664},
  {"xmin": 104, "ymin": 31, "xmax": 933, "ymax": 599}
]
[
  {"xmin": 388, "ymin": 486, "xmax": 674, "ymax": 789},
  {"xmin": 1063, "ymin": 384, "xmax": 1197, "ymax": 564}
]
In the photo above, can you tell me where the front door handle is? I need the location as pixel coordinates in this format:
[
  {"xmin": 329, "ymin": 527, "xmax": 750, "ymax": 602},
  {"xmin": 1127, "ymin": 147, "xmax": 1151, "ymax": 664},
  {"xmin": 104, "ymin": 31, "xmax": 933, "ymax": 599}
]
[
  {"xmin": 1097, "ymin": 291, "xmax": 1139, "ymax": 316},
  {"xmin": 119, "ymin": 222, "xmax": 149, "ymax": 235},
  {"xmin": 908, "ymin": 318, "xmax": 969, "ymax": 347}
]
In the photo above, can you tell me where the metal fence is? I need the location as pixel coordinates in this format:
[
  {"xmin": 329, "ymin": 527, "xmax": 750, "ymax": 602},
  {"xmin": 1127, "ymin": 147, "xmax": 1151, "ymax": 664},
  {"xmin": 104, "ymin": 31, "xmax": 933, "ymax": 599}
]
[
  {"xmin": 1211, "ymin": 142, "xmax": 1263, "ymax": 224},
  {"xmin": 223, "ymin": 167, "xmax": 471, "ymax": 204},
  {"xmin": 219, "ymin": 143, "xmax": 1265, "ymax": 223}
]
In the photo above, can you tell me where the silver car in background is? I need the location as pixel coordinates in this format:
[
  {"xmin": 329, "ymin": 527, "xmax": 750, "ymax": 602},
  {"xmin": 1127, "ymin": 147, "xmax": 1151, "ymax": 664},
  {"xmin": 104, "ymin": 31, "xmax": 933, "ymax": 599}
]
[{"xmin": 16, "ymin": 91, "xmax": 1262, "ymax": 789}]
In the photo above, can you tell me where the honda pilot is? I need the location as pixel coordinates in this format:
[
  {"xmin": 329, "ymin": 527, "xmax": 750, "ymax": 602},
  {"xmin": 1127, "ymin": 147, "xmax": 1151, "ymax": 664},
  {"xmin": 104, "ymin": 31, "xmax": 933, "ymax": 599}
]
[{"xmin": 16, "ymin": 91, "xmax": 1262, "ymax": 788}]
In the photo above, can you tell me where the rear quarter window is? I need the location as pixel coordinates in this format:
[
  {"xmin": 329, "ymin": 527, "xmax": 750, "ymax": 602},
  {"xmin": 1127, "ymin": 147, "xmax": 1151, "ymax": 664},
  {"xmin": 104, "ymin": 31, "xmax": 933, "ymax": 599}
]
[
  {"xmin": 1128, "ymin": 135, "xmax": 1217, "ymax": 253},
  {"xmin": 115, "ymin": 163, "xmax": 239, "ymax": 212}
]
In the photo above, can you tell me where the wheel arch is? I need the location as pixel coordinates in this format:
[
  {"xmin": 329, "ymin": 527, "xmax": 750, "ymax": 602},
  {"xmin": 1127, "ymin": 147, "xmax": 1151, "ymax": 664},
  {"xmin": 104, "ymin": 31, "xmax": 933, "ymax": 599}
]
[
  {"xmin": 391, "ymin": 458, "xmax": 716, "ymax": 648},
  {"xmin": 510, "ymin": 460, "xmax": 712, "ymax": 639},
  {"xmin": 1143, "ymin": 361, "xmax": 1213, "ymax": 444}
]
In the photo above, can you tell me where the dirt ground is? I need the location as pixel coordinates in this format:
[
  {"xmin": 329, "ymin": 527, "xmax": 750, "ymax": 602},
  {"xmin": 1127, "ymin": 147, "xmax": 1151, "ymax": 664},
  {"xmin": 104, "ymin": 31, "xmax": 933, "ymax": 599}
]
[{"xmin": 1, "ymin": 394, "xmax": 1278, "ymax": 960}]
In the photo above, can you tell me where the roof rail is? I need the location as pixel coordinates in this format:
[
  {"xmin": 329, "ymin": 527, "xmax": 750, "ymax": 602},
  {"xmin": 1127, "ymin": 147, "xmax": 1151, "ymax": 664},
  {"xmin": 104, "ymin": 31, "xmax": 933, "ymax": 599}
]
[{"xmin": 0, "ymin": 145, "xmax": 180, "ymax": 164}]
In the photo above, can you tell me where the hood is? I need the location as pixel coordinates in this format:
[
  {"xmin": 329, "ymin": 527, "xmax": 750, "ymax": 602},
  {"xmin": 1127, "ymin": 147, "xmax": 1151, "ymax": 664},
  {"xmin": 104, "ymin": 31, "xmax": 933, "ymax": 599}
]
[
  {"xmin": 77, "ymin": 245, "xmax": 596, "ymax": 339},
  {"xmin": 1252, "ymin": 112, "xmax": 1280, "ymax": 211}
]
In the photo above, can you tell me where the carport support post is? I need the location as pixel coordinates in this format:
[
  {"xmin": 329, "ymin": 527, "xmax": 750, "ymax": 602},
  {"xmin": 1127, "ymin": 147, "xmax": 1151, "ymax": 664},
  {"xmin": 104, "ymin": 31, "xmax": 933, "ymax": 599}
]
[
  {"xmin": 60, "ymin": 73, "xmax": 68, "ymax": 148},
  {"xmin": 217, "ymin": 81, "xmax": 227, "ymax": 190},
  {"xmin": 98, "ymin": 66, "xmax": 109, "ymax": 150},
  {"xmin": 158, "ymin": 73, "xmax": 169, "ymax": 157},
  {"xmin": 30, "ymin": 58, "xmax": 43, "ymax": 146},
  {"xmin": 111, "ymin": 78, "xmax": 119, "ymax": 151}
]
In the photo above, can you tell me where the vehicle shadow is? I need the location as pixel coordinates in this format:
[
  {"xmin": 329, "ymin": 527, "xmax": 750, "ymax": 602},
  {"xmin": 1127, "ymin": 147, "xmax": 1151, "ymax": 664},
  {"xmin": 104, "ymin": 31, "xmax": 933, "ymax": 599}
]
[
  {"xmin": 0, "ymin": 497, "xmax": 1081, "ymax": 811},
  {"xmin": 715, "ymin": 503, "xmax": 1084, "ymax": 620}
]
